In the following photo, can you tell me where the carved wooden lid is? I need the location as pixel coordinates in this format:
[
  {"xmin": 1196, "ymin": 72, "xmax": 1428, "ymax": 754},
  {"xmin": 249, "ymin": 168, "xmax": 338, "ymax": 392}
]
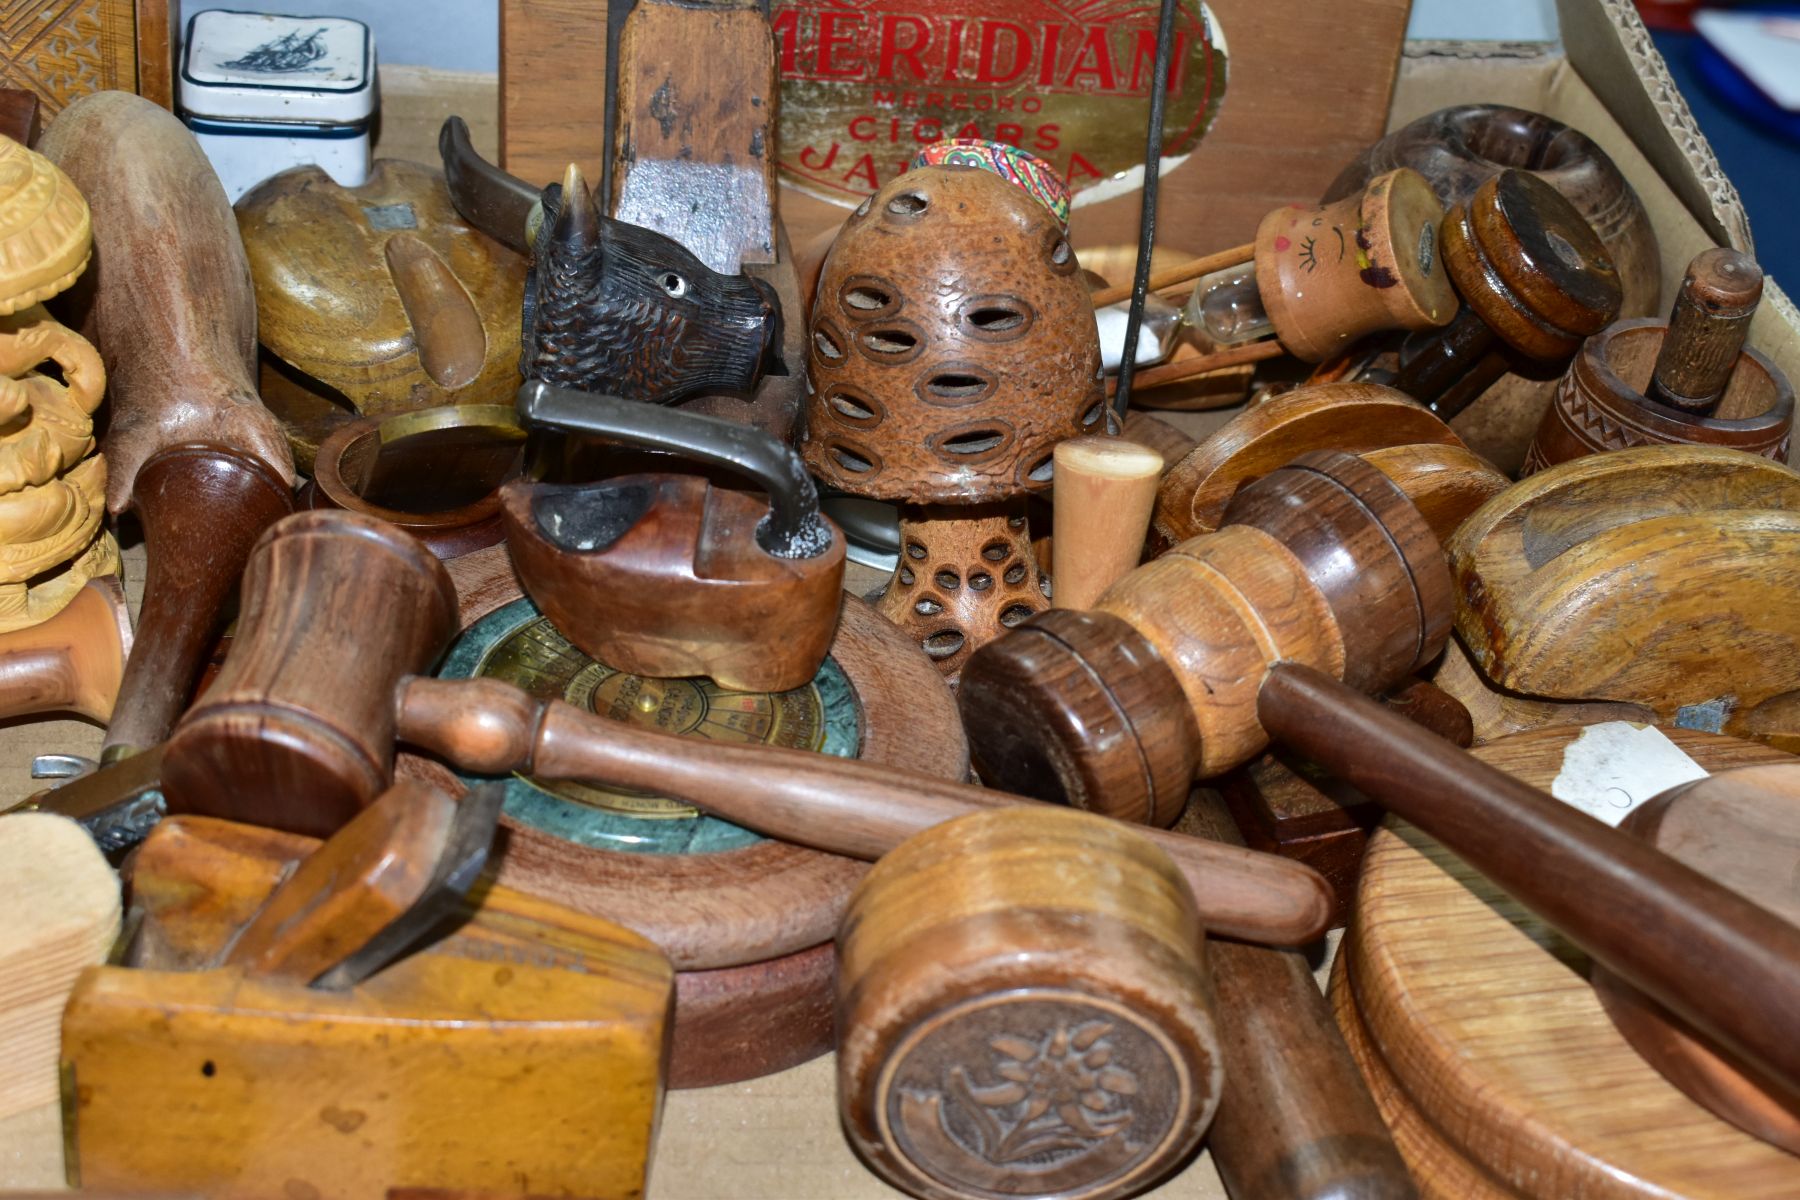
[
  {"xmin": 801, "ymin": 166, "xmax": 1105, "ymax": 504},
  {"xmin": 0, "ymin": 136, "xmax": 90, "ymax": 314}
]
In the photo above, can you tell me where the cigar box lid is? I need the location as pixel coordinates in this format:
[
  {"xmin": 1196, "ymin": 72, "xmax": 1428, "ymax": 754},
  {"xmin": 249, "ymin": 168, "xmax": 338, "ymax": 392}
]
[{"xmin": 180, "ymin": 10, "xmax": 375, "ymax": 126}]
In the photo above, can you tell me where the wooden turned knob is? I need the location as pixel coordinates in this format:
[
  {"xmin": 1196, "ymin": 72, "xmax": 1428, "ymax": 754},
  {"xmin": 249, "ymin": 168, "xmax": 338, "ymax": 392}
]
[
  {"xmin": 1255, "ymin": 167, "xmax": 1457, "ymax": 363},
  {"xmin": 1647, "ymin": 247, "xmax": 1764, "ymax": 415},
  {"xmin": 1591, "ymin": 763, "xmax": 1800, "ymax": 1153},
  {"xmin": 1442, "ymin": 169, "xmax": 1621, "ymax": 362},
  {"xmin": 1050, "ymin": 436, "xmax": 1163, "ymax": 612},
  {"xmin": 1219, "ymin": 450, "xmax": 1453, "ymax": 694},
  {"xmin": 957, "ymin": 609, "xmax": 1197, "ymax": 826},
  {"xmin": 837, "ymin": 806, "xmax": 1220, "ymax": 1200}
]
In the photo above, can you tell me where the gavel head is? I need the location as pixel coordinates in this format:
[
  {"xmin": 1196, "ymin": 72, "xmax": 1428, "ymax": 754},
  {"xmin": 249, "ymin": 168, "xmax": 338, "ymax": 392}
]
[
  {"xmin": 799, "ymin": 163, "xmax": 1104, "ymax": 504},
  {"xmin": 837, "ymin": 806, "xmax": 1219, "ymax": 1200},
  {"xmin": 162, "ymin": 511, "xmax": 458, "ymax": 837},
  {"xmin": 959, "ymin": 451, "xmax": 1452, "ymax": 820},
  {"xmin": 523, "ymin": 164, "xmax": 781, "ymax": 405},
  {"xmin": 1442, "ymin": 169, "xmax": 1621, "ymax": 362}
]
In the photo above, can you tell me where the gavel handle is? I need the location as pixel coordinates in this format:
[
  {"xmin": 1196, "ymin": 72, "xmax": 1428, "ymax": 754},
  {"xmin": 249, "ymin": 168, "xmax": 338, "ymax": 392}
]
[
  {"xmin": 395, "ymin": 676, "xmax": 1335, "ymax": 947},
  {"xmin": 1259, "ymin": 662, "xmax": 1800, "ymax": 1109}
]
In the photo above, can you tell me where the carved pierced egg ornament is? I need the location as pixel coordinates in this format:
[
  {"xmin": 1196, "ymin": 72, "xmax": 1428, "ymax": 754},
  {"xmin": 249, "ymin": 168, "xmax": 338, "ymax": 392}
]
[
  {"xmin": 0, "ymin": 137, "xmax": 90, "ymax": 314},
  {"xmin": 802, "ymin": 163, "xmax": 1107, "ymax": 505}
]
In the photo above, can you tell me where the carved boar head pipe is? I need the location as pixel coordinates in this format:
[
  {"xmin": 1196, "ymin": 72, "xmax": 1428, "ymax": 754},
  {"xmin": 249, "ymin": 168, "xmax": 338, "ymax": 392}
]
[{"xmin": 437, "ymin": 118, "xmax": 781, "ymax": 405}]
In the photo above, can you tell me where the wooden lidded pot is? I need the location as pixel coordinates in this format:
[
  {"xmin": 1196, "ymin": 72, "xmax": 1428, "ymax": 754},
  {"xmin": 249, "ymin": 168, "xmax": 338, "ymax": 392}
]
[{"xmin": 838, "ymin": 807, "xmax": 1219, "ymax": 1200}]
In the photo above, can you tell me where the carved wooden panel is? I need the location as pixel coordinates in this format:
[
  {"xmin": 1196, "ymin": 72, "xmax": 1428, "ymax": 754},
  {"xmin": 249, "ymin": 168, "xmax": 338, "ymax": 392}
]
[{"xmin": 0, "ymin": 0, "xmax": 178, "ymax": 116}]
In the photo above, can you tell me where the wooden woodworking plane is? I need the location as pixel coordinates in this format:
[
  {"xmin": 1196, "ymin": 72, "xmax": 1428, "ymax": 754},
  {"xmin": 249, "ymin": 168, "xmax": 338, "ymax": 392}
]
[{"xmin": 63, "ymin": 779, "xmax": 674, "ymax": 1199}]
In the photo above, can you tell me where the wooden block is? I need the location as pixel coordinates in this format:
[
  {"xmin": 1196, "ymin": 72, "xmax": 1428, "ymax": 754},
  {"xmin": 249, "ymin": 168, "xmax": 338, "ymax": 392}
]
[
  {"xmin": 499, "ymin": 0, "xmax": 606, "ymax": 188},
  {"xmin": 1334, "ymin": 725, "xmax": 1799, "ymax": 1198},
  {"xmin": 0, "ymin": 813, "xmax": 118, "ymax": 1120},
  {"xmin": 67, "ymin": 819, "xmax": 674, "ymax": 1199}
]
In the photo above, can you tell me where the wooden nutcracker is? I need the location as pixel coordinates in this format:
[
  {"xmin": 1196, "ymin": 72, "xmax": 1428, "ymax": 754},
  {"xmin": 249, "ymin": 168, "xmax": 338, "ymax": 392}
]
[
  {"xmin": 801, "ymin": 156, "xmax": 1104, "ymax": 678},
  {"xmin": 65, "ymin": 780, "xmax": 675, "ymax": 1199},
  {"xmin": 502, "ymin": 379, "xmax": 844, "ymax": 692},
  {"xmin": 1334, "ymin": 726, "xmax": 1799, "ymax": 1197},
  {"xmin": 838, "ymin": 807, "xmax": 1219, "ymax": 1200},
  {"xmin": 1446, "ymin": 445, "xmax": 1800, "ymax": 747},
  {"xmin": 958, "ymin": 453, "xmax": 1800, "ymax": 1114},
  {"xmin": 40, "ymin": 92, "xmax": 299, "ymax": 758},
  {"xmin": 237, "ymin": 160, "xmax": 526, "ymax": 468},
  {"xmin": 42, "ymin": 509, "xmax": 1333, "ymax": 947},
  {"xmin": 1325, "ymin": 104, "xmax": 1661, "ymax": 318},
  {"xmin": 1523, "ymin": 248, "xmax": 1791, "ymax": 471}
]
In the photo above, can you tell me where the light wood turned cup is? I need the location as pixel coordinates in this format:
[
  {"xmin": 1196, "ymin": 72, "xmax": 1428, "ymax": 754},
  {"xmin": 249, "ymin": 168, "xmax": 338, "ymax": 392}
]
[{"xmin": 838, "ymin": 806, "xmax": 1219, "ymax": 1200}]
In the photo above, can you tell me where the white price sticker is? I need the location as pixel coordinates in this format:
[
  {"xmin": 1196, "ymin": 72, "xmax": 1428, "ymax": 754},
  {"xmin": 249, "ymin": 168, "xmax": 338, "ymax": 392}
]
[{"xmin": 1549, "ymin": 723, "xmax": 1709, "ymax": 827}]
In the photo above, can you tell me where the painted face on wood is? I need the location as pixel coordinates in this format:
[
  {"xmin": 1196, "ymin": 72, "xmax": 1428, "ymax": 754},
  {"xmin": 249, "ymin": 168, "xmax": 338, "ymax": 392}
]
[{"xmin": 522, "ymin": 167, "xmax": 781, "ymax": 405}]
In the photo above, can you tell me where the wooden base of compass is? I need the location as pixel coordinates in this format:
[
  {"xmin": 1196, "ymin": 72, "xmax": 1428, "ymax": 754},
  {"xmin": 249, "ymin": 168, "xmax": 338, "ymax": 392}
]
[
  {"xmin": 1331, "ymin": 726, "xmax": 1799, "ymax": 1198},
  {"xmin": 404, "ymin": 545, "xmax": 967, "ymax": 1086}
]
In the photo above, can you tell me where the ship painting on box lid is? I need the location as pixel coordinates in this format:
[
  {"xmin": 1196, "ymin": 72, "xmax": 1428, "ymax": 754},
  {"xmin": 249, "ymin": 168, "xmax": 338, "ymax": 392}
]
[{"xmin": 773, "ymin": 0, "xmax": 1227, "ymax": 208}]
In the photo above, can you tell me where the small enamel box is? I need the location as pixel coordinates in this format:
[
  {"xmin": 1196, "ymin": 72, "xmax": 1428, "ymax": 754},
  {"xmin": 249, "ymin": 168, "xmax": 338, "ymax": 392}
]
[{"xmin": 179, "ymin": 10, "xmax": 376, "ymax": 204}]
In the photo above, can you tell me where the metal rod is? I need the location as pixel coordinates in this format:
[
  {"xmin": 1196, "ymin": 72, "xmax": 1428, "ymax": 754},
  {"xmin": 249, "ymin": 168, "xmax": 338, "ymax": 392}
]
[{"xmin": 1111, "ymin": 0, "xmax": 1182, "ymax": 419}]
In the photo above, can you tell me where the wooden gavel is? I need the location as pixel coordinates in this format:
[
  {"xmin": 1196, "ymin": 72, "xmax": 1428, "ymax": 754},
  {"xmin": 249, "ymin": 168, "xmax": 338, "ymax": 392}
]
[
  {"xmin": 137, "ymin": 509, "xmax": 1332, "ymax": 947},
  {"xmin": 958, "ymin": 450, "xmax": 1800, "ymax": 1114}
]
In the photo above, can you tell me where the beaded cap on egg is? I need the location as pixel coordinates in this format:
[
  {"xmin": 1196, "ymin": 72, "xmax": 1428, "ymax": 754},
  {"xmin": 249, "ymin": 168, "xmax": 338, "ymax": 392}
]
[
  {"xmin": 908, "ymin": 139, "xmax": 1072, "ymax": 228},
  {"xmin": 0, "ymin": 137, "xmax": 90, "ymax": 315},
  {"xmin": 802, "ymin": 164, "xmax": 1105, "ymax": 505}
]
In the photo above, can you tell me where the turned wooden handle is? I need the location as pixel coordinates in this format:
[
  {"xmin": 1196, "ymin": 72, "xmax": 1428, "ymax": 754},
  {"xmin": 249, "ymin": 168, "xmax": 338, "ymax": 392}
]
[
  {"xmin": 0, "ymin": 575, "xmax": 128, "ymax": 724},
  {"xmin": 1647, "ymin": 247, "xmax": 1763, "ymax": 416},
  {"xmin": 1089, "ymin": 241, "xmax": 1254, "ymax": 309},
  {"xmin": 1259, "ymin": 662, "xmax": 1800, "ymax": 1108},
  {"xmin": 102, "ymin": 445, "xmax": 295, "ymax": 757},
  {"xmin": 37, "ymin": 92, "xmax": 296, "ymax": 512},
  {"xmin": 396, "ymin": 676, "xmax": 1335, "ymax": 946},
  {"xmin": 1051, "ymin": 436, "xmax": 1163, "ymax": 610},
  {"xmin": 1181, "ymin": 790, "xmax": 1417, "ymax": 1200}
]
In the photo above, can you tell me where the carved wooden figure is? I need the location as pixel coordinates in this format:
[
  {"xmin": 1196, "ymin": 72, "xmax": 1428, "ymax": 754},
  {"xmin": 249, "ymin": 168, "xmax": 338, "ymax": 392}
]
[
  {"xmin": 64, "ymin": 782, "xmax": 675, "ymax": 1199},
  {"xmin": 0, "ymin": 812, "xmax": 118, "ymax": 1120},
  {"xmin": 1447, "ymin": 445, "xmax": 1800, "ymax": 746},
  {"xmin": 1325, "ymin": 104, "xmax": 1661, "ymax": 318},
  {"xmin": 412, "ymin": 551, "xmax": 965, "ymax": 1088},
  {"xmin": 1523, "ymin": 249, "xmax": 1790, "ymax": 472},
  {"xmin": 958, "ymin": 454, "xmax": 1800, "ymax": 1112},
  {"xmin": 1333, "ymin": 726, "xmax": 1799, "ymax": 1198},
  {"xmin": 837, "ymin": 807, "xmax": 1219, "ymax": 1200},
  {"xmin": 0, "ymin": 133, "xmax": 117, "ymax": 632},
  {"xmin": 235, "ymin": 160, "xmax": 527, "ymax": 466},
  {"xmin": 1392, "ymin": 169, "xmax": 1623, "ymax": 424},
  {"xmin": 801, "ymin": 159, "xmax": 1105, "ymax": 677},
  {"xmin": 1154, "ymin": 383, "xmax": 1508, "ymax": 548},
  {"xmin": 302, "ymin": 404, "xmax": 523, "ymax": 560},
  {"xmin": 138, "ymin": 510, "xmax": 1338, "ymax": 948},
  {"xmin": 502, "ymin": 379, "xmax": 844, "ymax": 692}
]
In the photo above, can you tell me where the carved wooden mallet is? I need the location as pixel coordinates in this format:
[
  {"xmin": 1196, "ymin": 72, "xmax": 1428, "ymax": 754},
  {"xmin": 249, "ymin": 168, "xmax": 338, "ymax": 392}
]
[
  {"xmin": 959, "ymin": 450, "xmax": 1800, "ymax": 1116},
  {"xmin": 124, "ymin": 510, "xmax": 1333, "ymax": 947}
]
